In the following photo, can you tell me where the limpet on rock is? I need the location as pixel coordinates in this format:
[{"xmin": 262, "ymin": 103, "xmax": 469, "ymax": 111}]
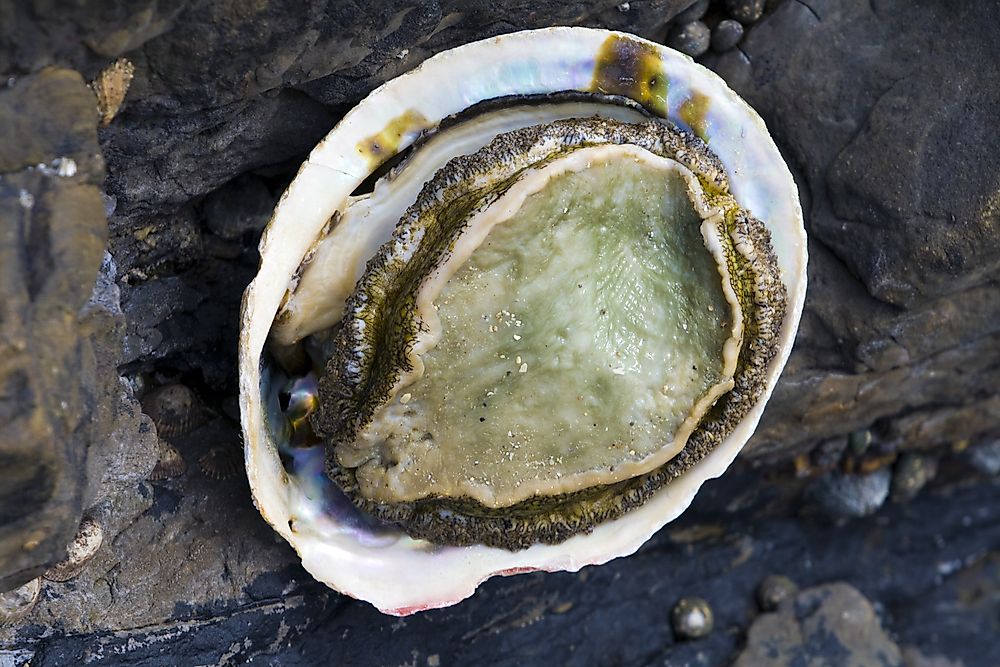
[
  {"xmin": 239, "ymin": 27, "xmax": 806, "ymax": 614},
  {"xmin": 142, "ymin": 383, "xmax": 200, "ymax": 438},
  {"xmin": 198, "ymin": 444, "xmax": 243, "ymax": 480},
  {"xmin": 149, "ymin": 439, "xmax": 187, "ymax": 480}
]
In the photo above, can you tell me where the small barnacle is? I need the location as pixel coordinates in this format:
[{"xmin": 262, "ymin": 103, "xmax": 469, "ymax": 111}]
[{"xmin": 91, "ymin": 57, "xmax": 134, "ymax": 126}]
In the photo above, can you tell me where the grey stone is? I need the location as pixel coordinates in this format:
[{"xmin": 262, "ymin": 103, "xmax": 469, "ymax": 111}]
[
  {"xmin": 808, "ymin": 469, "xmax": 891, "ymax": 519},
  {"xmin": 966, "ymin": 440, "xmax": 1000, "ymax": 476},
  {"xmin": 891, "ymin": 452, "xmax": 937, "ymax": 502},
  {"xmin": 733, "ymin": 583, "xmax": 902, "ymax": 667},
  {"xmin": 711, "ymin": 19, "xmax": 744, "ymax": 52},
  {"xmin": 725, "ymin": 0, "xmax": 765, "ymax": 24},
  {"xmin": 666, "ymin": 20, "xmax": 711, "ymax": 57}
]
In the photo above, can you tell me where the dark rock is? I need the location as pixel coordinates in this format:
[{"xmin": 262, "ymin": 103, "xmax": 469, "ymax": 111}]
[
  {"xmin": 711, "ymin": 18, "xmax": 744, "ymax": 52},
  {"xmin": 202, "ymin": 174, "xmax": 273, "ymax": 240},
  {"xmin": 0, "ymin": 0, "xmax": 998, "ymax": 663},
  {"xmin": 734, "ymin": 583, "xmax": 902, "ymax": 666},
  {"xmin": 893, "ymin": 552, "xmax": 1000, "ymax": 667},
  {"xmin": 900, "ymin": 647, "xmax": 965, "ymax": 667},
  {"xmin": 811, "ymin": 435, "xmax": 849, "ymax": 470},
  {"xmin": 725, "ymin": 0, "xmax": 765, "ymax": 24},
  {"xmin": 673, "ymin": 0, "xmax": 710, "ymax": 24},
  {"xmin": 5, "ymin": 460, "xmax": 998, "ymax": 664},
  {"xmin": 712, "ymin": 0, "xmax": 1000, "ymax": 462},
  {"xmin": 666, "ymin": 20, "xmax": 711, "ymax": 57}
]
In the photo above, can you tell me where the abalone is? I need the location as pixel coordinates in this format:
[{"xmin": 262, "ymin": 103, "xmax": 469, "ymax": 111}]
[{"xmin": 239, "ymin": 27, "xmax": 806, "ymax": 614}]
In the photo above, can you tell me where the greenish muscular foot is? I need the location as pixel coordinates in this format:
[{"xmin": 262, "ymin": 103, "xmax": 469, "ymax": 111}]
[{"xmin": 311, "ymin": 117, "xmax": 786, "ymax": 550}]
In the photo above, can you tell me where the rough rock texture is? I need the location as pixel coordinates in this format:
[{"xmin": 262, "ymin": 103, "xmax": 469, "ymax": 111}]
[
  {"xmin": 733, "ymin": 583, "xmax": 901, "ymax": 666},
  {"xmin": 4, "ymin": 458, "xmax": 999, "ymax": 665},
  {"xmin": 1, "ymin": 0, "xmax": 999, "ymax": 664},
  {"xmin": 0, "ymin": 66, "xmax": 155, "ymax": 593},
  {"xmin": 704, "ymin": 0, "xmax": 1000, "ymax": 460}
]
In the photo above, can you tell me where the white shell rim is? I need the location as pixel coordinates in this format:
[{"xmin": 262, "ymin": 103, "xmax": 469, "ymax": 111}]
[{"xmin": 239, "ymin": 26, "xmax": 807, "ymax": 615}]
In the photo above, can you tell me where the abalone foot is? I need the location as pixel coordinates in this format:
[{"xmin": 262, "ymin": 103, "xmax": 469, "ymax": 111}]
[{"xmin": 308, "ymin": 117, "xmax": 787, "ymax": 550}]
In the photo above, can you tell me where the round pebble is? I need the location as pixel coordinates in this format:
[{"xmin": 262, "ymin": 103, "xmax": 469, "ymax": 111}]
[
  {"xmin": 811, "ymin": 436, "xmax": 849, "ymax": 470},
  {"xmin": 891, "ymin": 452, "xmax": 936, "ymax": 502},
  {"xmin": 756, "ymin": 575, "xmax": 798, "ymax": 612},
  {"xmin": 674, "ymin": 0, "xmax": 710, "ymax": 24},
  {"xmin": 671, "ymin": 597, "xmax": 714, "ymax": 640},
  {"xmin": 726, "ymin": 0, "xmax": 765, "ymax": 24},
  {"xmin": 666, "ymin": 21, "xmax": 711, "ymax": 58},
  {"xmin": 809, "ymin": 468, "xmax": 891, "ymax": 519},
  {"xmin": 0, "ymin": 578, "xmax": 41, "ymax": 626},
  {"xmin": 848, "ymin": 428, "xmax": 873, "ymax": 455},
  {"xmin": 44, "ymin": 516, "xmax": 103, "ymax": 582},
  {"xmin": 711, "ymin": 19, "xmax": 745, "ymax": 52}
]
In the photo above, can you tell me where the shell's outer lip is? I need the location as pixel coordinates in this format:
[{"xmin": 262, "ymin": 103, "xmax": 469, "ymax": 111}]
[{"xmin": 240, "ymin": 26, "xmax": 807, "ymax": 615}]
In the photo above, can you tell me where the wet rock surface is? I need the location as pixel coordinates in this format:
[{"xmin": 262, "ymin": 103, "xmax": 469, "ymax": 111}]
[{"xmin": 1, "ymin": 0, "xmax": 998, "ymax": 664}]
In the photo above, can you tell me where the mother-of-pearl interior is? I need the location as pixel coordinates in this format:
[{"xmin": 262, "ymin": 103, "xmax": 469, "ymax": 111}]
[{"xmin": 341, "ymin": 144, "xmax": 741, "ymax": 507}]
